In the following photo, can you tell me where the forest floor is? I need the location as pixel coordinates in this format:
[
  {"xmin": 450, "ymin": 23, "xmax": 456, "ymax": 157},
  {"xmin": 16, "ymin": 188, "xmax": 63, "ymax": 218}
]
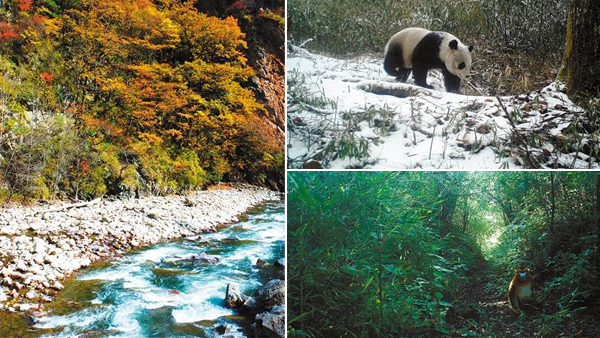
[
  {"xmin": 287, "ymin": 47, "xmax": 597, "ymax": 170},
  {"xmin": 448, "ymin": 261, "xmax": 600, "ymax": 338}
]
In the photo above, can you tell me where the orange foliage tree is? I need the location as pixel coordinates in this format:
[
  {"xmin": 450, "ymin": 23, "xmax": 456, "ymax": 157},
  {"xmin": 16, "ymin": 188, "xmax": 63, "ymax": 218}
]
[
  {"xmin": 0, "ymin": 22, "xmax": 18, "ymax": 41},
  {"xmin": 46, "ymin": 0, "xmax": 279, "ymax": 187},
  {"xmin": 17, "ymin": 0, "xmax": 34, "ymax": 12}
]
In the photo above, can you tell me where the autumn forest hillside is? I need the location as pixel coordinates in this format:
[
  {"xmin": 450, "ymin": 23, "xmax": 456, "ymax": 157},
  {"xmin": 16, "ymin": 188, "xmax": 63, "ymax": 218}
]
[{"xmin": 0, "ymin": 0, "xmax": 284, "ymax": 201}]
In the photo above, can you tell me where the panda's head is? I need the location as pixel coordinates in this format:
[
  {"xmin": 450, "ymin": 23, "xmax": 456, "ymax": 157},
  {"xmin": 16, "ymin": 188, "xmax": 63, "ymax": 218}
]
[{"xmin": 445, "ymin": 39, "xmax": 473, "ymax": 80}]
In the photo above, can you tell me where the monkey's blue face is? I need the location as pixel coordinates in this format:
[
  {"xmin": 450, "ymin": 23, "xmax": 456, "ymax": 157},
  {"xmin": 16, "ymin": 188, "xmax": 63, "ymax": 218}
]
[{"xmin": 519, "ymin": 271, "xmax": 527, "ymax": 279}]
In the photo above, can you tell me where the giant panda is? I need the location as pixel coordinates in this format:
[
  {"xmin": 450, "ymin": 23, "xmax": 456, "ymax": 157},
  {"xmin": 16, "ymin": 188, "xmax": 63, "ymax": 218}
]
[{"xmin": 383, "ymin": 27, "xmax": 473, "ymax": 93}]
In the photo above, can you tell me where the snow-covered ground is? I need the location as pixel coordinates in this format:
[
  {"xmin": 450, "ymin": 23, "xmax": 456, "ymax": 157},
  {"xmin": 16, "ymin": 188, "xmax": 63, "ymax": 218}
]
[{"xmin": 287, "ymin": 46, "xmax": 598, "ymax": 169}]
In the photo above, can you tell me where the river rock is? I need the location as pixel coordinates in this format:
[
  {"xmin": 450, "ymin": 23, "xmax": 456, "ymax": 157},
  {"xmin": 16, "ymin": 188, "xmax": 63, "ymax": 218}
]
[
  {"xmin": 28, "ymin": 264, "xmax": 43, "ymax": 275},
  {"xmin": 16, "ymin": 260, "xmax": 28, "ymax": 272},
  {"xmin": 2, "ymin": 277, "xmax": 12, "ymax": 287},
  {"xmin": 147, "ymin": 210, "xmax": 161, "ymax": 219},
  {"xmin": 254, "ymin": 279, "xmax": 284, "ymax": 311},
  {"xmin": 45, "ymin": 271, "xmax": 57, "ymax": 281},
  {"xmin": 214, "ymin": 324, "xmax": 236, "ymax": 335},
  {"xmin": 26, "ymin": 290, "xmax": 38, "ymax": 299},
  {"xmin": 274, "ymin": 258, "xmax": 285, "ymax": 269},
  {"xmin": 79, "ymin": 257, "xmax": 92, "ymax": 267},
  {"xmin": 225, "ymin": 283, "xmax": 247, "ymax": 308},
  {"xmin": 0, "ymin": 226, "xmax": 19, "ymax": 236},
  {"xmin": 25, "ymin": 311, "xmax": 47, "ymax": 325},
  {"xmin": 51, "ymin": 281, "xmax": 64, "ymax": 290},
  {"xmin": 242, "ymin": 296, "xmax": 260, "ymax": 314},
  {"xmin": 188, "ymin": 253, "xmax": 220, "ymax": 265},
  {"xmin": 0, "ymin": 267, "xmax": 12, "ymax": 277},
  {"xmin": 33, "ymin": 254, "xmax": 45, "ymax": 265},
  {"xmin": 221, "ymin": 236, "xmax": 240, "ymax": 244},
  {"xmin": 15, "ymin": 303, "xmax": 31, "ymax": 311},
  {"xmin": 48, "ymin": 246, "xmax": 62, "ymax": 255},
  {"xmin": 256, "ymin": 259, "xmax": 269, "ymax": 268},
  {"xmin": 77, "ymin": 330, "xmax": 120, "ymax": 338},
  {"xmin": 254, "ymin": 304, "xmax": 285, "ymax": 338},
  {"xmin": 34, "ymin": 239, "xmax": 46, "ymax": 254},
  {"xmin": 24, "ymin": 275, "xmax": 47, "ymax": 288}
]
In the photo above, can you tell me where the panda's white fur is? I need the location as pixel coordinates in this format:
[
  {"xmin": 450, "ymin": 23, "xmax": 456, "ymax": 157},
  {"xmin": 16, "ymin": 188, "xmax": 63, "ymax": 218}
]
[
  {"xmin": 439, "ymin": 32, "xmax": 472, "ymax": 80},
  {"xmin": 384, "ymin": 27, "xmax": 430, "ymax": 69},
  {"xmin": 383, "ymin": 27, "xmax": 473, "ymax": 93}
]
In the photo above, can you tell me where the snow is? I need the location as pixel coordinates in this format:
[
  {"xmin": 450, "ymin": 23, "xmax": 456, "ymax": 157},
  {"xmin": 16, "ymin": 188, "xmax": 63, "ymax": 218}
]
[{"xmin": 287, "ymin": 46, "xmax": 598, "ymax": 169}]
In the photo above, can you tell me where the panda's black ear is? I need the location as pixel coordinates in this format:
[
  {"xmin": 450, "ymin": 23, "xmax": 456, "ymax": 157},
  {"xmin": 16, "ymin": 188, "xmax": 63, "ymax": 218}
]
[
  {"xmin": 468, "ymin": 45, "xmax": 474, "ymax": 52},
  {"xmin": 449, "ymin": 40, "xmax": 458, "ymax": 50}
]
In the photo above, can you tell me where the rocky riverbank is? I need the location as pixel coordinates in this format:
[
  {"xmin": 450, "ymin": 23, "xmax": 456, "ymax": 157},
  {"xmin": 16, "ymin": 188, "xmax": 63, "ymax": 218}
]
[
  {"xmin": 225, "ymin": 259, "xmax": 286, "ymax": 337},
  {"xmin": 0, "ymin": 184, "xmax": 279, "ymax": 313}
]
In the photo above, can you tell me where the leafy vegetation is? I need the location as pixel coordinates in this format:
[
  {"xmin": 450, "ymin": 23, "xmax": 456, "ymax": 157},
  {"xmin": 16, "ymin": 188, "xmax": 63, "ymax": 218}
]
[
  {"xmin": 0, "ymin": 0, "xmax": 283, "ymax": 201},
  {"xmin": 288, "ymin": 171, "xmax": 600, "ymax": 337}
]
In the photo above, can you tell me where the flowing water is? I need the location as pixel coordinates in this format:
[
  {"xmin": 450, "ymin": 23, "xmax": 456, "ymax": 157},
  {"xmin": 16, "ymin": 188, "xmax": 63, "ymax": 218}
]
[{"xmin": 33, "ymin": 201, "xmax": 284, "ymax": 338}]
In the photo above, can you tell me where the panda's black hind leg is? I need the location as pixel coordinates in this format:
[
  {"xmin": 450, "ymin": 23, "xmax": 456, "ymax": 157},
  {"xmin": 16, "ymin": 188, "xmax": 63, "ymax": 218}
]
[
  {"xmin": 443, "ymin": 68, "xmax": 461, "ymax": 93},
  {"xmin": 384, "ymin": 43, "xmax": 407, "ymax": 78}
]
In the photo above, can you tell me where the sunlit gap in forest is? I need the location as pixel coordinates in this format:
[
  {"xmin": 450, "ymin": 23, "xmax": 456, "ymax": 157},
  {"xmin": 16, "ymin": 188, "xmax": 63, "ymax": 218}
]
[
  {"xmin": 481, "ymin": 212, "xmax": 504, "ymax": 258},
  {"xmin": 287, "ymin": 171, "xmax": 600, "ymax": 338}
]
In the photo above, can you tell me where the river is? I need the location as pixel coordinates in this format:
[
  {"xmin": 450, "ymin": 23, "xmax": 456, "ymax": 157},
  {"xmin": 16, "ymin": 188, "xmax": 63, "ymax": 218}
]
[{"xmin": 30, "ymin": 201, "xmax": 284, "ymax": 337}]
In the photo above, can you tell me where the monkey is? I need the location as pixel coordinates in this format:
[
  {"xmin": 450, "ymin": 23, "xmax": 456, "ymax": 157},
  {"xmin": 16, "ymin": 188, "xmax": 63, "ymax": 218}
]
[{"xmin": 508, "ymin": 267, "xmax": 533, "ymax": 314}]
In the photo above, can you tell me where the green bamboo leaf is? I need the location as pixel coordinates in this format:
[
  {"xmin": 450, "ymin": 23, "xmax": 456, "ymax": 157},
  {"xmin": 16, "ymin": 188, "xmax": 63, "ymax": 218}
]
[
  {"xmin": 288, "ymin": 311, "xmax": 313, "ymax": 325},
  {"xmin": 433, "ymin": 265, "xmax": 452, "ymax": 273},
  {"xmin": 363, "ymin": 276, "xmax": 374, "ymax": 292}
]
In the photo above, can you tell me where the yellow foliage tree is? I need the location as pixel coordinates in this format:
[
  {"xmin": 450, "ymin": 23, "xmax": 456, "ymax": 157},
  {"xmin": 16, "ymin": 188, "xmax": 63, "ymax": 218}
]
[{"xmin": 46, "ymin": 0, "xmax": 274, "ymax": 186}]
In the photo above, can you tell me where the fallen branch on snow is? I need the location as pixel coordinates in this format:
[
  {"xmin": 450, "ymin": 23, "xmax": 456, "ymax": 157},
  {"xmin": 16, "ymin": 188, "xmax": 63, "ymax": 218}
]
[{"xmin": 496, "ymin": 96, "xmax": 540, "ymax": 168}]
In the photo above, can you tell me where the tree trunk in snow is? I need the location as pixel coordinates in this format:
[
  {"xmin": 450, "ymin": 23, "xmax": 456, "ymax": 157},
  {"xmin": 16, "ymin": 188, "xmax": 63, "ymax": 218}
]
[
  {"xmin": 559, "ymin": 0, "xmax": 600, "ymax": 97},
  {"xmin": 596, "ymin": 172, "xmax": 600, "ymax": 276}
]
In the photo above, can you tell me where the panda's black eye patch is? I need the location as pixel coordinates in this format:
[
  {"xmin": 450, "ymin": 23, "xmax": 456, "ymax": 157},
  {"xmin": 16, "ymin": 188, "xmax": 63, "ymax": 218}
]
[{"xmin": 458, "ymin": 62, "xmax": 466, "ymax": 70}]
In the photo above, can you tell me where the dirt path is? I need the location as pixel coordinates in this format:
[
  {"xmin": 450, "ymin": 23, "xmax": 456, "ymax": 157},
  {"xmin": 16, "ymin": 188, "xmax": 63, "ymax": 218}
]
[
  {"xmin": 450, "ymin": 263, "xmax": 539, "ymax": 337},
  {"xmin": 448, "ymin": 262, "xmax": 599, "ymax": 338}
]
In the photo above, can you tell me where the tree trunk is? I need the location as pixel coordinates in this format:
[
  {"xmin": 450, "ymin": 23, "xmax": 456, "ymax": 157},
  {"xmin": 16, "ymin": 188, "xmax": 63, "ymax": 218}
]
[
  {"xmin": 550, "ymin": 171, "xmax": 555, "ymax": 226},
  {"xmin": 462, "ymin": 194, "xmax": 469, "ymax": 233},
  {"xmin": 496, "ymin": 197, "xmax": 515, "ymax": 226},
  {"xmin": 559, "ymin": 0, "xmax": 600, "ymax": 97},
  {"xmin": 440, "ymin": 194, "xmax": 458, "ymax": 236},
  {"xmin": 596, "ymin": 172, "xmax": 600, "ymax": 275}
]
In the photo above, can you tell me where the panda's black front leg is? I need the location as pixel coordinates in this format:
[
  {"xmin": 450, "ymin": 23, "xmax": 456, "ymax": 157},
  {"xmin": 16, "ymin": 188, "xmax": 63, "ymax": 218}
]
[
  {"xmin": 413, "ymin": 66, "xmax": 433, "ymax": 89},
  {"xmin": 396, "ymin": 68, "xmax": 411, "ymax": 83},
  {"xmin": 442, "ymin": 68, "xmax": 461, "ymax": 93}
]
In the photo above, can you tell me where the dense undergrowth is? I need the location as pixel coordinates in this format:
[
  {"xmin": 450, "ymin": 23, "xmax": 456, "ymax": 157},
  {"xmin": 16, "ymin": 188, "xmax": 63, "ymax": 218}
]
[
  {"xmin": 288, "ymin": 171, "xmax": 600, "ymax": 337},
  {"xmin": 288, "ymin": 0, "xmax": 566, "ymax": 95},
  {"xmin": 0, "ymin": 0, "xmax": 284, "ymax": 201}
]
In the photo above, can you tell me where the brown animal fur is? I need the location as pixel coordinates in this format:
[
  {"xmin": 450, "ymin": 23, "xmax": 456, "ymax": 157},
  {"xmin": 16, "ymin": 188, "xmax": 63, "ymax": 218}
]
[{"xmin": 508, "ymin": 267, "xmax": 533, "ymax": 314}]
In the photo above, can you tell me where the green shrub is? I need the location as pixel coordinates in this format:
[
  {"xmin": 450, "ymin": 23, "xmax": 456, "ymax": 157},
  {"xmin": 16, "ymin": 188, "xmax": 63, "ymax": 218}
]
[{"xmin": 173, "ymin": 149, "xmax": 206, "ymax": 189}]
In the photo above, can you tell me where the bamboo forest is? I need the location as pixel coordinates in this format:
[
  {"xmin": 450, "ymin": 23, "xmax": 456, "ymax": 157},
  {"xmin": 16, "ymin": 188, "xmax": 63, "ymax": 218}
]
[{"xmin": 287, "ymin": 171, "xmax": 600, "ymax": 337}]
